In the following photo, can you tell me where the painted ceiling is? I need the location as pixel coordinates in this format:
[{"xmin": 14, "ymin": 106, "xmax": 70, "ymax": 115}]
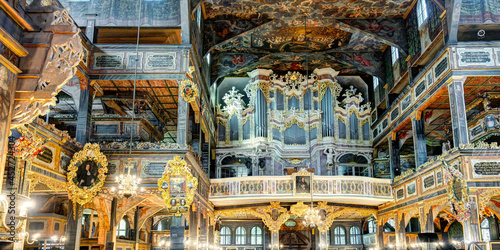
[{"xmin": 203, "ymin": 0, "xmax": 412, "ymax": 82}]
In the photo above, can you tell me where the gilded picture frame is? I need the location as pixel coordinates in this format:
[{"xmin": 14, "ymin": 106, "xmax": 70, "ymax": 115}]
[
  {"xmin": 66, "ymin": 143, "xmax": 108, "ymax": 209},
  {"xmin": 157, "ymin": 156, "xmax": 198, "ymax": 215},
  {"xmin": 293, "ymin": 168, "xmax": 312, "ymax": 196}
]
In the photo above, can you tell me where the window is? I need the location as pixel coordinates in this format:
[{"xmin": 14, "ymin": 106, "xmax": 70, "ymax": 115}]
[
  {"xmin": 334, "ymin": 226, "xmax": 346, "ymax": 245},
  {"xmin": 251, "ymin": 226, "xmax": 263, "ymax": 245},
  {"xmin": 384, "ymin": 219, "xmax": 396, "ymax": 232},
  {"xmin": 417, "ymin": 0, "xmax": 429, "ymax": 26},
  {"xmin": 220, "ymin": 227, "xmax": 231, "ymax": 245},
  {"xmin": 368, "ymin": 219, "xmax": 377, "ymax": 234},
  {"xmin": 481, "ymin": 218, "xmax": 491, "ymax": 242},
  {"xmin": 116, "ymin": 219, "xmax": 128, "ymax": 236},
  {"xmin": 391, "ymin": 46, "xmax": 399, "ymax": 65},
  {"xmin": 350, "ymin": 226, "xmax": 362, "ymax": 245},
  {"xmin": 235, "ymin": 227, "xmax": 246, "ymax": 245}
]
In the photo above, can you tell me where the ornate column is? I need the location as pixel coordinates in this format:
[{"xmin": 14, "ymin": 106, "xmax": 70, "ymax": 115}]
[
  {"xmin": 447, "ymin": 77, "xmax": 469, "ymax": 146},
  {"xmin": 412, "ymin": 114, "xmax": 428, "ymax": 167}
]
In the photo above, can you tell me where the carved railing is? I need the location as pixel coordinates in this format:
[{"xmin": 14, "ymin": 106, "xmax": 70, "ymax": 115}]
[{"xmin": 209, "ymin": 175, "xmax": 392, "ymax": 205}]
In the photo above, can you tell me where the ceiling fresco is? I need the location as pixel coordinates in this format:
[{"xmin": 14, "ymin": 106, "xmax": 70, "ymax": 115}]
[{"xmin": 203, "ymin": 0, "xmax": 413, "ymax": 82}]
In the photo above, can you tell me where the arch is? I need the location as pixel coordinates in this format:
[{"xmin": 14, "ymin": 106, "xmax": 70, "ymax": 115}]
[
  {"xmin": 251, "ymin": 226, "xmax": 263, "ymax": 245},
  {"xmin": 154, "ymin": 217, "xmax": 172, "ymax": 231},
  {"xmin": 116, "ymin": 218, "xmax": 129, "ymax": 237},
  {"xmin": 220, "ymin": 226, "xmax": 231, "ymax": 245},
  {"xmin": 235, "ymin": 226, "xmax": 247, "ymax": 245},
  {"xmin": 333, "ymin": 226, "xmax": 346, "ymax": 245},
  {"xmin": 350, "ymin": 226, "xmax": 362, "ymax": 244}
]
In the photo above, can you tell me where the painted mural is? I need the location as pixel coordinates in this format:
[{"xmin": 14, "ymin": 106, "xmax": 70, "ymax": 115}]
[{"xmin": 205, "ymin": 0, "xmax": 413, "ymax": 19}]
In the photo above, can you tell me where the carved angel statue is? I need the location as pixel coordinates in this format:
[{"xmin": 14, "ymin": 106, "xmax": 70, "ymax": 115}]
[{"xmin": 323, "ymin": 147, "xmax": 334, "ymax": 168}]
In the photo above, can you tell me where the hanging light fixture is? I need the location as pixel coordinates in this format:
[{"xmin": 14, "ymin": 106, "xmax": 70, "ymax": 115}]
[
  {"xmin": 301, "ymin": 10, "xmax": 323, "ymax": 230},
  {"xmin": 114, "ymin": 0, "xmax": 143, "ymax": 198}
]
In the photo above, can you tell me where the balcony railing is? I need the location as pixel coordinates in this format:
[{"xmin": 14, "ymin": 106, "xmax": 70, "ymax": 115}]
[{"xmin": 209, "ymin": 175, "xmax": 392, "ymax": 206}]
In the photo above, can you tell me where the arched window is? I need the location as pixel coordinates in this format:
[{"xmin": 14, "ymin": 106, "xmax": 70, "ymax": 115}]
[
  {"xmin": 350, "ymin": 226, "xmax": 362, "ymax": 245},
  {"xmin": 334, "ymin": 226, "xmax": 346, "ymax": 245},
  {"xmin": 250, "ymin": 226, "xmax": 263, "ymax": 245},
  {"xmin": 368, "ymin": 219, "xmax": 376, "ymax": 234},
  {"xmin": 235, "ymin": 227, "xmax": 246, "ymax": 245},
  {"xmin": 220, "ymin": 227, "xmax": 231, "ymax": 245},
  {"xmin": 116, "ymin": 219, "xmax": 128, "ymax": 236},
  {"xmin": 481, "ymin": 218, "xmax": 491, "ymax": 242}
]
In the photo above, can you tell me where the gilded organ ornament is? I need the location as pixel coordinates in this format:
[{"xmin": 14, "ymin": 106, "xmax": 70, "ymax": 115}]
[
  {"xmin": 157, "ymin": 156, "xmax": 198, "ymax": 217},
  {"xmin": 66, "ymin": 143, "xmax": 108, "ymax": 216}
]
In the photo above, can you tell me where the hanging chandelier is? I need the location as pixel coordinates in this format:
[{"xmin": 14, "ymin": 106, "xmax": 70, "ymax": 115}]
[
  {"xmin": 114, "ymin": 158, "xmax": 141, "ymax": 198},
  {"xmin": 303, "ymin": 206, "xmax": 323, "ymax": 229},
  {"xmin": 114, "ymin": 0, "xmax": 143, "ymax": 198}
]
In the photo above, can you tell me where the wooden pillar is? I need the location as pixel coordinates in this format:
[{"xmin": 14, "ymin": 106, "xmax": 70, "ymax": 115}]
[
  {"xmin": 447, "ymin": 77, "xmax": 469, "ymax": 147},
  {"xmin": 64, "ymin": 202, "xmax": 83, "ymax": 250},
  {"xmin": 75, "ymin": 76, "xmax": 93, "ymax": 144},
  {"xmin": 105, "ymin": 197, "xmax": 118, "ymax": 250},
  {"xmin": 134, "ymin": 207, "xmax": 141, "ymax": 250},
  {"xmin": 270, "ymin": 230, "xmax": 280, "ymax": 250},
  {"xmin": 412, "ymin": 116, "xmax": 428, "ymax": 167},
  {"xmin": 389, "ymin": 137, "xmax": 401, "ymax": 179},
  {"xmin": 395, "ymin": 213, "xmax": 406, "ymax": 250},
  {"xmin": 170, "ymin": 215, "xmax": 186, "ymax": 250},
  {"xmin": 177, "ymin": 92, "xmax": 190, "ymax": 145},
  {"xmin": 318, "ymin": 230, "xmax": 328, "ymax": 250},
  {"xmin": 463, "ymin": 196, "xmax": 481, "ymax": 243}
]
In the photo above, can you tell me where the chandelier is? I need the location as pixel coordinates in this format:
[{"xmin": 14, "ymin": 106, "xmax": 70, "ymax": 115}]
[
  {"xmin": 114, "ymin": 158, "xmax": 141, "ymax": 198},
  {"xmin": 114, "ymin": 0, "xmax": 143, "ymax": 198},
  {"xmin": 303, "ymin": 206, "xmax": 324, "ymax": 229}
]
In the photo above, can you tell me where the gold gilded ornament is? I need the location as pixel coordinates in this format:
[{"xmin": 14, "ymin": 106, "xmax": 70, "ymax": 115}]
[
  {"xmin": 180, "ymin": 67, "xmax": 199, "ymax": 103},
  {"xmin": 157, "ymin": 156, "xmax": 198, "ymax": 216},
  {"xmin": 66, "ymin": 143, "xmax": 108, "ymax": 217}
]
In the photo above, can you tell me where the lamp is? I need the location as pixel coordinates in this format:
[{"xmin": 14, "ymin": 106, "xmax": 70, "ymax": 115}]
[{"xmin": 114, "ymin": 0, "xmax": 143, "ymax": 197}]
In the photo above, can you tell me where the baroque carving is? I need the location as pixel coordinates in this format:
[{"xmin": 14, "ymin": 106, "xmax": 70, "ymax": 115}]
[
  {"xmin": 157, "ymin": 156, "xmax": 198, "ymax": 216},
  {"xmin": 12, "ymin": 8, "xmax": 83, "ymax": 129}
]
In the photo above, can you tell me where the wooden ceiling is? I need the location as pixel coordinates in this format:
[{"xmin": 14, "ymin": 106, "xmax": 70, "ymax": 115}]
[
  {"xmin": 96, "ymin": 79, "xmax": 179, "ymax": 142},
  {"xmin": 96, "ymin": 28, "xmax": 181, "ymax": 44}
]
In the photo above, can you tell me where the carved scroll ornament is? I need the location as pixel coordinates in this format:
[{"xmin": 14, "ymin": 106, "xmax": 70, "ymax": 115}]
[{"xmin": 11, "ymin": 7, "xmax": 83, "ymax": 129}]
